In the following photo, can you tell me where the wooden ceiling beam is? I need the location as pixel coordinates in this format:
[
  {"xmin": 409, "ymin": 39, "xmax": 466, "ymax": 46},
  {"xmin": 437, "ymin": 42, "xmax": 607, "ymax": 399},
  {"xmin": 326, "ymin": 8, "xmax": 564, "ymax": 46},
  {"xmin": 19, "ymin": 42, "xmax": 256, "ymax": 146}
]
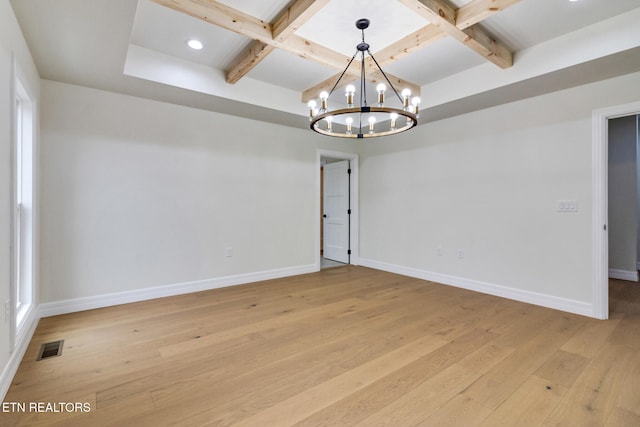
[
  {"xmin": 302, "ymin": 0, "xmax": 520, "ymax": 102},
  {"xmin": 367, "ymin": 24, "xmax": 447, "ymax": 67},
  {"xmin": 226, "ymin": 0, "xmax": 331, "ymax": 84},
  {"xmin": 272, "ymin": 0, "xmax": 330, "ymax": 43},
  {"xmin": 456, "ymin": 0, "xmax": 523, "ymax": 29},
  {"xmin": 226, "ymin": 42, "xmax": 276, "ymax": 84},
  {"xmin": 369, "ymin": 0, "xmax": 522, "ymax": 66},
  {"xmin": 285, "ymin": 35, "xmax": 352, "ymax": 70},
  {"xmin": 398, "ymin": 0, "xmax": 513, "ymax": 68},
  {"xmin": 152, "ymin": 0, "xmax": 422, "ymax": 99},
  {"xmin": 151, "ymin": 0, "xmax": 348, "ymax": 70},
  {"xmin": 152, "ymin": 0, "xmax": 272, "ymax": 43},
  {"xmin": 302, "ymin": 24, "xmax": 444, "ymax": 102},
  {"xmin": 153, "ymin": 0, "xmax": 518, "ymax": 105}
]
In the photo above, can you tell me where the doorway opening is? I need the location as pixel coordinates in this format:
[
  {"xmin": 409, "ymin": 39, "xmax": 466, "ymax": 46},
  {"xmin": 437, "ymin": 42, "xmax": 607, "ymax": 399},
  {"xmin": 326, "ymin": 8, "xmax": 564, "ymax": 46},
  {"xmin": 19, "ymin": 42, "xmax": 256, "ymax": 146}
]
[
  {"xmin": 593, "ymin": 101, "xmax": 640, "ymax": 319},
  {"xmin": 317, "ymin": 150, "xmax": 359, "ymax": 270},
  {"xmin": 608, "ymin": 114, "xmax": 640, "ymax": 282}
]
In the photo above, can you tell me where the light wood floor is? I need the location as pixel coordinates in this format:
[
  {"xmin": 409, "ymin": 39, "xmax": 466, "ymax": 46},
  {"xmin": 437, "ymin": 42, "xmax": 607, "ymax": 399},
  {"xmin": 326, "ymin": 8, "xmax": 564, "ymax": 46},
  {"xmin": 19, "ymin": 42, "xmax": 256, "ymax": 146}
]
[{"xmin": 3, "ymin": 266, "xmax": 640, "ymax": 426}]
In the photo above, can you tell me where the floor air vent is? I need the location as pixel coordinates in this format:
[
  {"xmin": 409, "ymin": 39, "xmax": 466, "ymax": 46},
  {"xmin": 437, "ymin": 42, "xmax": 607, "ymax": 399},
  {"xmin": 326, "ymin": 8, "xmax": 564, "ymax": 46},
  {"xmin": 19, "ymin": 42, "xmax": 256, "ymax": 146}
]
[{"xmin": 36, "ymin": 340, "xmax": 64, "ymax": 361}]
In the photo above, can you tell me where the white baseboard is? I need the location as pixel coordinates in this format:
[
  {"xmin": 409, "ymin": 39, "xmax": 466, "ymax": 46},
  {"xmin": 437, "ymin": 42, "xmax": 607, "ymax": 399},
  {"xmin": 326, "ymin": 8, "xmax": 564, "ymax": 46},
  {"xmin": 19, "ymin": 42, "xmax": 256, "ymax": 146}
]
[
  {"xmin": 0, "ymin": 305, "xmax": 40, "ymax": 401},
  {"xmin": 39, "ymin": 264, "xmax": 317, "ymax": 318},
  {"xmin": 359, "ymin": 258, "xmax": 594, "ymax": 318},
  {"xmin": 609, "ymin": 268, "xmax": 639, "ymax": 282}
]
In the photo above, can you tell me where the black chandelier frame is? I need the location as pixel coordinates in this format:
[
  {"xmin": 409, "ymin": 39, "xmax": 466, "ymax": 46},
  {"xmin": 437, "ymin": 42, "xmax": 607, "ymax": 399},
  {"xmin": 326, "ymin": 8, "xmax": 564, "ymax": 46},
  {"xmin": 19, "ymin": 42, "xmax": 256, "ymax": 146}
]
[{"xmin": 308, "ymin": 18, "xmax": 418, "ymax": 139}]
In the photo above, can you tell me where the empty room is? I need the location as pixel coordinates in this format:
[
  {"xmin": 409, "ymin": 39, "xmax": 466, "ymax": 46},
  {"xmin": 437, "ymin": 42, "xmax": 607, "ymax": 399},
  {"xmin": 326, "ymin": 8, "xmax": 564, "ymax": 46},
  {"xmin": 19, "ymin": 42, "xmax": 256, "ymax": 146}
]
[{"xmin": 2, "ymin": 0, "xmax": 640, "ymax": 425}]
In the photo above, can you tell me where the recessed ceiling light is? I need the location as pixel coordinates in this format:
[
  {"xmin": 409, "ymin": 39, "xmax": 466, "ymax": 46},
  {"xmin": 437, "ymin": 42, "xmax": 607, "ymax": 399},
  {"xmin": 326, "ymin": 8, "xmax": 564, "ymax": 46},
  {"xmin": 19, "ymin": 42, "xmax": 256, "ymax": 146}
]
[{"xmin": 187, "ymin": 39, "xmax": 203, "ymax": 50}]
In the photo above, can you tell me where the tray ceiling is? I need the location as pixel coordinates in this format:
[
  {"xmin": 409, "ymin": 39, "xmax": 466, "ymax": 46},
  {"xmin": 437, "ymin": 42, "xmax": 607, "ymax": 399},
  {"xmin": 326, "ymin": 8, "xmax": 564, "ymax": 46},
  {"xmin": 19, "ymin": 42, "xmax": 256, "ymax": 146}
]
[{"xmin": 10, "ymin": 0, "xmax": 640, "ymax": 128}]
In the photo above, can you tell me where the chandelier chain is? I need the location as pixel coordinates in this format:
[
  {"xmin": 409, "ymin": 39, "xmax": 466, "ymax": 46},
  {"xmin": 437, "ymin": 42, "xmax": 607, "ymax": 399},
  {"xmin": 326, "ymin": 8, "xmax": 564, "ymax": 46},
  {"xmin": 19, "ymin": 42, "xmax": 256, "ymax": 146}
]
[
  {"xmin": 327, "ymin": 51, "xmax": 359, "ymax": 99},
  {"xmin": 367, "ymin": 50, "xmax": 404, "ymax": 104},
  {"xmin": 360, "ymin": 49, "xmax": 367, "ymax": 107}
]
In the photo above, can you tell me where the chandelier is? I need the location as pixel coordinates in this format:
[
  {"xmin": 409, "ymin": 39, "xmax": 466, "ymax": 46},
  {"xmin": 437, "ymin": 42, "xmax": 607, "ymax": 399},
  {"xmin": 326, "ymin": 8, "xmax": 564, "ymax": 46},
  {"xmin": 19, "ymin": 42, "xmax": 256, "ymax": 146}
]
[{"xmin": 307, "ymin": 18, "xmax": 420, "ymax": 139}]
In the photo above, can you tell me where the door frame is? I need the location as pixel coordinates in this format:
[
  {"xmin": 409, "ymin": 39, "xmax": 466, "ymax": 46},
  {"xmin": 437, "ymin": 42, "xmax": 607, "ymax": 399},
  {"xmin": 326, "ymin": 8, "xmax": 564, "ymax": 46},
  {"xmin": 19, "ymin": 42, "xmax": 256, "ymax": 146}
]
[
  {"xmin": 322, "ymin": 159, "xmax": 351, "ymax": 264},
  {"xmin": 593, "ymin": 100, "xmax": 640, "ymax": 319},
  {"xmin": 316, "ymin": 149, "xmax": 359, "ymax": 270}
]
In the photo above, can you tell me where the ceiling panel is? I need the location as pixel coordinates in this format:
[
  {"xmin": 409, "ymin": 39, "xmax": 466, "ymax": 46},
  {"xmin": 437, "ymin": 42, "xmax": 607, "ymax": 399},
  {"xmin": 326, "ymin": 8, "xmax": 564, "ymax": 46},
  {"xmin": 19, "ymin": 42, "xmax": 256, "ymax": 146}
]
[
  {"xmin": 130, "ymin": 0, "xmax": 251, "ymax": 69},
  {"xmin": 295, "ymin": 0, "xmax": 428, "ymax": 56},
  {"xmin": 481, "ymin": 0, "xmax": 640, "ymax": 51},
  {"xmin": 250, "ymin": 49, "xmax": 337, "ymax": 93},
  {"xmin": 384, "ymin": 37, "xmax": 485, "ymax": 86}
]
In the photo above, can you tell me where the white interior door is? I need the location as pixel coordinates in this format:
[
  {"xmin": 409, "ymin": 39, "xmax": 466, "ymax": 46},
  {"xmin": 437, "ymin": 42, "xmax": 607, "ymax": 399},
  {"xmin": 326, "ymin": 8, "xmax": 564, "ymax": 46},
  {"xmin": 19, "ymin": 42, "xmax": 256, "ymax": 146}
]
[{"xmin": 323, "ymin": 160, "xmax": 350, "ymax": 263}]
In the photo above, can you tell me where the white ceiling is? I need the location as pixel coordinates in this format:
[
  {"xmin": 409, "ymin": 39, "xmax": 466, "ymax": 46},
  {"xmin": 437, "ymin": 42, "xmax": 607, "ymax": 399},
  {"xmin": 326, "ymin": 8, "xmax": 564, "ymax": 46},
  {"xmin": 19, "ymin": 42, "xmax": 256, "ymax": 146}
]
[{"xmin": 9, "ymin": 0, "xmax": 640, "ymax": 128}]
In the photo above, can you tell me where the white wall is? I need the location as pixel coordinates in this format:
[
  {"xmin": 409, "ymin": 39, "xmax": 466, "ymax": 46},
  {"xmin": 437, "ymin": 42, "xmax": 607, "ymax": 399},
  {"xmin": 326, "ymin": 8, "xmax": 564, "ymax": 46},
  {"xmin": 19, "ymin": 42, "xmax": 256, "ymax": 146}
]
[
  {"xmin": 39, "ymin": 80, "xmax": 355, "ymax": 304},
  {"xmin": 0, "ymin": 0, "xmax": 40, "ymax": 399},
  {"xmin": 40, "ymin": 71, "xmax": 640, "ymax": 316},
  {"xmin": 608, "ymin": 115, "xmax": 637, "ymax": 275},
  {"xmin": 359, "ymin": 71, "xmax": 640, "ymax": 312},
  {"xmin": 638, "ymin": 116, "xmax": 640, "ymax": 268}
]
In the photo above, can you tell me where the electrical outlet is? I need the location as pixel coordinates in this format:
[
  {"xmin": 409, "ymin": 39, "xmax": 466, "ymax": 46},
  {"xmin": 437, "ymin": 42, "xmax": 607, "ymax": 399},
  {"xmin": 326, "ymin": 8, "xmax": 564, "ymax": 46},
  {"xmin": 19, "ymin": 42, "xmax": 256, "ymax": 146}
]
[
  {"xmin": 437, "ymin": 246, "xmax": 443, "ymax": 256},
  {"xmin": 457, "ymin": 249, "xmax": 464, "ymax": 259},
  {"xmin": 225, "ymin": 246, "xmax": 233, "ymax": 258}
]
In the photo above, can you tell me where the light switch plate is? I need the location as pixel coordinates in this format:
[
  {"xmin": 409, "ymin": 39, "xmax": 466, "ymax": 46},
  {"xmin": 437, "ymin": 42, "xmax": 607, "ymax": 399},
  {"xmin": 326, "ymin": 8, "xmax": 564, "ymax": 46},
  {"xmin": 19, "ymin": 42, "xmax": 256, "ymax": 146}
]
[{"xmin": 557, "ymin": 199, "xmax": 578, "ymax": 212}]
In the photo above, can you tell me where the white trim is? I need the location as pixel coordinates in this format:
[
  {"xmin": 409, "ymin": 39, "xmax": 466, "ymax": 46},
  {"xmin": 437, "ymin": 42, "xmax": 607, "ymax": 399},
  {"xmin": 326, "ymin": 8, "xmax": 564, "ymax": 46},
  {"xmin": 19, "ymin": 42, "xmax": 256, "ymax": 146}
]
[
  {"xmin": 0, "ymin": 304, "xmax": 38, "ymax": 401},
  {"xmin": 636, "ymin": 261, "xmax": 640, "ymax": 270},
  {"xmin": 360, "ymin": 258, "xmax": 593, "ymax": 318},
  {"xmin": 8, "ymin": 52, "xmax": 17, "ymax": 353},
  {"xmin": 15, "ymin": 303, "xmax": 38, "ymax": 345},
  {"xmin": 592, "ymin": 100, "xmax": 640, "ymax": 320},
  {"xmin": 9, "ymin": 57, "xmax": 39, "ymax": 352},
  {"xmin": 39, "ymin": 264, "xmax": 316, "ymax": 318},
  {"xmin": 316, "ymin": 150, "xmax": 359, "ymax": 270},
  {"xmin": 608, "ymin": 268, "xmax": 639, "ymax": 282}
]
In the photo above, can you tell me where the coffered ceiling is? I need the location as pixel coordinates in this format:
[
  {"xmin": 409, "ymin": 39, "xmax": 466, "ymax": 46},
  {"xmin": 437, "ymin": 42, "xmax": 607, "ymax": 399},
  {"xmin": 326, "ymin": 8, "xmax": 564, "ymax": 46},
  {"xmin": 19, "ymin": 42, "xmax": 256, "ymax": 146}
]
[{"xmin": 9, "ymin": 0, "xmax": 640, "ymax": 128}]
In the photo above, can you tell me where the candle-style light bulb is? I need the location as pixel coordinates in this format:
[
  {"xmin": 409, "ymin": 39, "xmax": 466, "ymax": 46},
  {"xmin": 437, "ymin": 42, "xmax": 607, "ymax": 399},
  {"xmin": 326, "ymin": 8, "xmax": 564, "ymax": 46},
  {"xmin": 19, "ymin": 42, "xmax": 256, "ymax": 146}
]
[
  {"xmin": 307, "ymin": 100, "xmax": 317, "ymax": 120},
  {"xmin": 390, "ymin": 112, "xmax": 398, "ymax": 130},
  {"xmin": 320, "ymin": 91, "xmax": 329, "ymax": 111},
  {"xmin": 368, "ymin": 116, "xmax": 376, "ymax": 133},
  {"xmin": 402, "ymin": 88, "xmax": 412, "ymax": 109},
  {"xmin": 346, "ymin": 117, "xmax": 353, "ymax": 135},
  {"xmin": 376, "ymin": 83, "xmax": 386, "ymax": 106},
  {"xmin": 325, "ymin": 115, "xmax": 333, "ymax": 132},
  {"xmin": 412, "ymin": 96, "xmax": 421, "ymax": 116},
  {"xmin": 345, "ymin": 84, "xmax": 356, "ymax": 107}
]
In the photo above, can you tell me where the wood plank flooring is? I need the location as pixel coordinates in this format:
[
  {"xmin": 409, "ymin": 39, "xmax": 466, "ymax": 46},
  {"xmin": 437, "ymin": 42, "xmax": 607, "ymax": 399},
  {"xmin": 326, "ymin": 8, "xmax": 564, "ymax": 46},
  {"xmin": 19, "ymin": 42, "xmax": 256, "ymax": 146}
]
[{"xmin": 2, "ymin": 266, "xmax": 640, "ymax": 426}]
